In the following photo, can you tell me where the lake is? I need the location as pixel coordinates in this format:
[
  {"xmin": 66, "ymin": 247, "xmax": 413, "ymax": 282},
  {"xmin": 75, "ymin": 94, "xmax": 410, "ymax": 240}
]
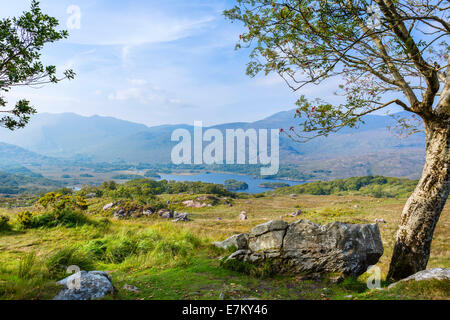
[{"xmin": 158, "ymin": 172, "xmax": 306, "ymax": 194}]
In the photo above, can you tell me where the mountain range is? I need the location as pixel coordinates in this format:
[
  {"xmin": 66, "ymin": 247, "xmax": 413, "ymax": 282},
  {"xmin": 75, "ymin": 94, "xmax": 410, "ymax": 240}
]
[{"xmin": 0, "ymin": 110, "xmax": 426, "ymax": 180}]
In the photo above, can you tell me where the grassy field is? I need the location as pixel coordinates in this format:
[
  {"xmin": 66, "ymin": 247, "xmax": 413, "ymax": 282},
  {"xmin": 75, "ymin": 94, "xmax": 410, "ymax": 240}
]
[{"xmin": 0, "ymin": 192, "xmax": 448, "ymax": 300}]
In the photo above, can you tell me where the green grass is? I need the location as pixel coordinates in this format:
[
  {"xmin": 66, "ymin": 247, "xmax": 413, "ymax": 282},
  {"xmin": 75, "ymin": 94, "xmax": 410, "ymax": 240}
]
[{"xmin": 0, "ymin": 190, "xmax": 448, "ymax": 300}]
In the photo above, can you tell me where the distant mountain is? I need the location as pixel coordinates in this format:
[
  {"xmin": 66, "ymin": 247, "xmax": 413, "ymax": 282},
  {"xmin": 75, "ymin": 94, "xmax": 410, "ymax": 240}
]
[
  {"xmin": 0, "ymin": 113, "xmax": 148, "ymax": 158},
  {"xmin": 0, "ymin": 110, "xmax": 426, "ymax": 179},
  {"xmin": 0, "ymin": 142, "xmax": 59, "ymax": 166}
]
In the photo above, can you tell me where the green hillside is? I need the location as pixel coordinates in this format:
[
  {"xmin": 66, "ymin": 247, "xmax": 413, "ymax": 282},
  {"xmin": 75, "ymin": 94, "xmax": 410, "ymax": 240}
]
[
  {"xmin": 272, "ymin": 176, "xmax": 418, "ymax": 198},
  {"xmin": 0, "ymin": 171, "xmax": 65, "ymax": 195}
]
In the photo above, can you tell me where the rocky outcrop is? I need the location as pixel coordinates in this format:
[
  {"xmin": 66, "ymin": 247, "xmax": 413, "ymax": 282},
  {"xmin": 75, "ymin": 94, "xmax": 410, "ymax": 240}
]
[
  {"xmin": 182, "ymin": 200, "xmax": 207, "ymax": 208},
  {"xmin": 388, "ymin": 268, "xmax": 450, "ymax": 289},
  {"xmin": 53, "ymin": 271, "xmax": 114, "ymax": 300},
  {"xmin": 222, "ymin": 219, "xmax": 384, "ymax": 277}
]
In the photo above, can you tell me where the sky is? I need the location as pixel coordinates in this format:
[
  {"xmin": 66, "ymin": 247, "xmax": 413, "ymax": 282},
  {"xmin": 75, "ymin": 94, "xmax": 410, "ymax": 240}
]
[{"xmin": 1, "ymin": 0, "xmax": 392, "ymax": 127}]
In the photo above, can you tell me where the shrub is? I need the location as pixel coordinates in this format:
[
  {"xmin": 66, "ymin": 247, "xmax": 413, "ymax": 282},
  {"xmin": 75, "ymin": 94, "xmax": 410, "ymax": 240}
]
[
  {"xmin": 31, "ymin": 209, "xmax": 90, "ymax": 228},
  {"xmin": 16, "ymin": 211, "xmax": 34, "ymax": 229},
  {"xmin": 0, "ymin": 214, "xmax": 10, "ymax": 231},
  {"xmin": 38, "ymin": 192, "xmax": 89, "ymax": 212}
]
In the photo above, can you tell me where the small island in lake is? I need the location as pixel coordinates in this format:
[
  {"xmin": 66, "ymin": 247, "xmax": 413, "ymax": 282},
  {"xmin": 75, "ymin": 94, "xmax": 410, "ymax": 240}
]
[
  {"xmin": 144, "ymin": 171, "xmax": 162, "ymax": 179},
  {"xmin": 224, "ymin": 179, "xmax": 249, "ymax": 191},
  {"xmin": 258, "ymin": 182, "xmax": 291, "ymax": 189}
]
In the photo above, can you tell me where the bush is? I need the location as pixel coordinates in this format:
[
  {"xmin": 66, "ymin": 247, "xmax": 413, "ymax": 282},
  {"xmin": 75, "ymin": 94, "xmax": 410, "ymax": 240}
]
[
  {"xmin": 17, "ymin": 208, "xmax": 91, "ymax": 229},
  {"xmin": 31, "ymin": 209, "xmax": 91, "ymax": 229},
  {"xmin": 16, "ymin": 210, "xmax": 34, "ymax": 229},
  {"xmin": 0, "ymin": 214, "xmax": 10, "ymax": 231},
  {"xmin": 38, "ymin": 192, "xmax": 89, "ymax": 212}
]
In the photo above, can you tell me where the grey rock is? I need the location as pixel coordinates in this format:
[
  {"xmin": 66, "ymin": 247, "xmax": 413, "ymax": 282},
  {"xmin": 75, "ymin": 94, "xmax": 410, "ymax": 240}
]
[
  {"xmin": 113, "ymin": 209, "xmax": 126, "ymax": 219},
  {"xmin": 102, "ymin": 202, "xmax": 115, "ymax": 211},
  {"xmin": 213, "ymin": 234, "xmax": 249, "ymax": 250},
  {"xmin": 249, "ymin": 220, "xmax": 288, "ymax": 237},
  {"xmin": 238, "ymin": 211, "xmax": 248, "ymax": 221},
  {"xmin": 160, "ymin": 211, "xmax": 173, "ymax": 219},
  {"xmin": 54, "ymin": 271, "xmax": 114, "ymax": 300},
  {"xmin": 248, "ymin": 220, "xmax": 288, "ymax": 252},
  {"xmin": 388, "ymin": 268, "xmax": 450, "ymax": 289},
  {"xmin": 225, "ymin": 219, "xmax": 383, "ymax": 278},
  {"xmin": 122, "ymin": 284, "xmax": 140, "ymax": 293},
  {"xmin": 86, "ymin": 193, "xmax": 97, "ymax": 199},
  {"xmin": 291, "ymin": 210, "xmax": 302, "ymax": 217},
  {"xmin": 143, "ymin": 209, "xmax": 154, "ymax": 217},
  {"xmin": 374, "ymin": 218, "xmax": 386, "ymax": 224},
  {"xmin": 173, "ymin": 212, "xmax": 189, "ymax": 222}
]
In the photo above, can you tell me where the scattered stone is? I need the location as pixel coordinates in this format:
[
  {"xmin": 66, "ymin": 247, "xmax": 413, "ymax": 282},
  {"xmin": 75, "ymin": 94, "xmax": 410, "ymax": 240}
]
[
  {"xmin": 238, "ymin": 211, "xmax": 248, "ymax": 221},
  {"xmin": 122, "ymin": 284, "xmax": 140, "ymax": 293},
  {"xmin": 213, "ymin": 234, "xmax": 249, "ymax": 250},
  {"xmin": 291, "ymin": 210, "xmax": 302, "ymax": 217},
  {"xmin": 354, "ymin": 205, "xmax": 359, "ymax": 209},
  {"xmin": 54, "ymin": 271, "xmax": 114, "ymax": 300},
  {"xmin": 246, "ymin": 201, "xmax": 251, "ymax": 204},
  {"xmin": 388, "ymin": 268, "xmax": 450, "ymax": 289},
  {"xmin": 86, "ymin": 193, "xmax": 97, "ymax": 199},
  {"xmin": 142, "ymin": 209, "xmax": 154, "ymax": 217},
  {"xmin": 228, "ymin": 203, "xmax": 233, "ymax": 207},
  {"xmin": 160, "ymin": 211, "xmax": 173, "ymax": 219},
  {"xmin": 103, "ymin": 202, "xmax": 115, "ymax": 211},
  {"xmin": 173, "ymin": 212, "xmax": 189, "ymax": 222},
  {"xmin": 113, "ymin": 209, "xmax": 126, "ymax": 220},
  {"xmin": 290, "ymin": 194, "xmax": 297, "ymax": 197},
  {"xmin": 224, "ymin": 219, "xmax": 384, "ymax": 277},
  {"xmin": 217, "ymin": 217, "xmax": 222, "ymax": 221},
  {"xmin": 374, "ymin": 218, "xmax": 386, "ymax": 224},
  {"xmin": 344, "ymin": 295, "xmax": 353, "ymax": 299}
]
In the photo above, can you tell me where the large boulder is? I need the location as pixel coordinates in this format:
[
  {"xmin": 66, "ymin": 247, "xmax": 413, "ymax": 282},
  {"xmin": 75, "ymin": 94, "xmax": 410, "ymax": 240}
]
[
  {"xmin": 53, "ymin": 271, "xmax": 114, "ymax": 300},
  {"xmin": 224, "ymin": 219, "xmax": 384, "ymax": 277},
  {"xmin": 388, "ymin": 268, "xmax": 450, "ymax": 289}
]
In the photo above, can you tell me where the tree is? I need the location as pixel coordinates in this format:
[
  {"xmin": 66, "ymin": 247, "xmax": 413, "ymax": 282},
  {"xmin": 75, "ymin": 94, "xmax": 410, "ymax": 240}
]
[
  {"xmin": 0, "ymin": 0, "xmax": 75, "ymax": 130},
  {"xmin": 224, "ymin": 0, "xmax": 449, "ymax": 280}
]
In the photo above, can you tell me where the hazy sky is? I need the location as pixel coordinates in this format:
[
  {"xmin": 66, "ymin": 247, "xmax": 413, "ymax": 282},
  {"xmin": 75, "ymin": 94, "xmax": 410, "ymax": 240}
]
[{"xmin": 1, "ymin": 0, "xmax": 389, "ymax": 126}]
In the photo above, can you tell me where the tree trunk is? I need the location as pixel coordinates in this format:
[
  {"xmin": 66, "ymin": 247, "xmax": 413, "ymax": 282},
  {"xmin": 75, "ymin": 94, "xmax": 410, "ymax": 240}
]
[{"xmin": 387, "ymin": 119, "xmax": 449, "ymax": 281}]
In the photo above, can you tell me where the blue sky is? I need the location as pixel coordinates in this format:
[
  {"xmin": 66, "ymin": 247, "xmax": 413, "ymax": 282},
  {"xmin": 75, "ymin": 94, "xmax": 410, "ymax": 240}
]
[{"xmin": 2, "ymin": 0, "xmax": 350, "ymax": 126}]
